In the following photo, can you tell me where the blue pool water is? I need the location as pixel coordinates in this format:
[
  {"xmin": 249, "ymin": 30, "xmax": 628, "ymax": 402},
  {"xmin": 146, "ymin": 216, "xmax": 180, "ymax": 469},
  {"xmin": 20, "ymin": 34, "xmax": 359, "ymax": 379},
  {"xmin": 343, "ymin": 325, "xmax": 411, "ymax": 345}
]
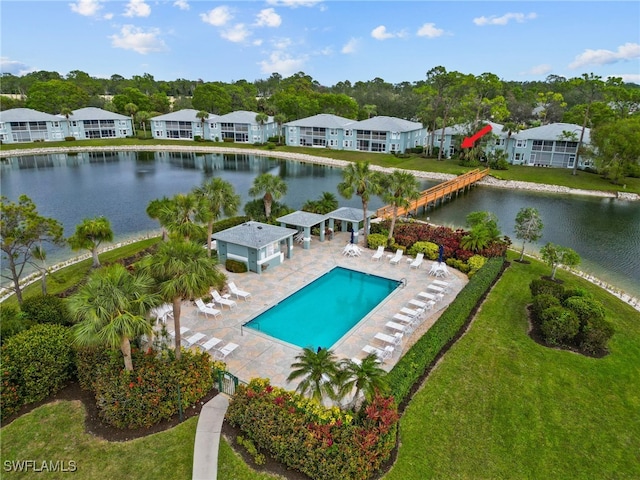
[{"xmin": 245, "ymin": 267, "xmax": 401, "ymax": 350}]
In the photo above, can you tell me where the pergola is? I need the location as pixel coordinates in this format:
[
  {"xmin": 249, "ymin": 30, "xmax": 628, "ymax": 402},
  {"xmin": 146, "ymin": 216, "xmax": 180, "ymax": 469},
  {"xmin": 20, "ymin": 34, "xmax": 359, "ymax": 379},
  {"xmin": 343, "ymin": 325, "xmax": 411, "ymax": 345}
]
[
  {"xmin": 277, "ymin": 211, "xmax": 329, "ymax": 250},
  {"xmin": 326, "ymin": 207, "xmax": 376, "ymax": 244}
]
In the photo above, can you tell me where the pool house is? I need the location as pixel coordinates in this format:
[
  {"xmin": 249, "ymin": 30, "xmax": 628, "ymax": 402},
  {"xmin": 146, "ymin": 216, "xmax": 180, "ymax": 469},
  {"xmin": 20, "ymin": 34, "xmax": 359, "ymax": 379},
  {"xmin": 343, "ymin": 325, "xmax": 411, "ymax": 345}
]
[{"xmin": 277, "ymin": 211, "xmax": 330, "ymax": 250}]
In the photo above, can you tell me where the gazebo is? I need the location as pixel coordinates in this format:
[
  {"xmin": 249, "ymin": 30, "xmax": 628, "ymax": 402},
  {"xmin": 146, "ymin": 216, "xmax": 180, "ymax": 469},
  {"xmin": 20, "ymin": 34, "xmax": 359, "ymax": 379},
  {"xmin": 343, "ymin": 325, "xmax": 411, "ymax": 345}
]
[
  {"xmin": 212, "ymin": 221, "xmax": 298, "ymax": 275},
  {"xmin": 276, "ymin": 211, "xmax": 329, "ymax": 250},
  {"xmin": 327, "ymin": 207, "xmax": 376, "ymax": 244}
]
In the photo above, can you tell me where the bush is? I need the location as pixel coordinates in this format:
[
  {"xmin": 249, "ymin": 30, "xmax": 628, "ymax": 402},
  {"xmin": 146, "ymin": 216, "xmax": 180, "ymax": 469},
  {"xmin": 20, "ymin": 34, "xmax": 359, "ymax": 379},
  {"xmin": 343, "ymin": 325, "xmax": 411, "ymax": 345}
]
[
  {"xmin": 578, "ymin": 317, "xmax": 614, "ymax": 354},
  {"xmin": 531, "ymin": 294, "xmax": 561, "ymax": 323},
  {"xmin": 266, "ymin": 142, "xmax": 276, "ymax": 150},
  {"xmin": 408, "ymin": 241, "xmax": 439, "ymax": 259},
  {"xmin": 529, "ymin": 278, "xmax": 565, "ymax": 298},
  {"xmin": 81, "ymin": 348, "xmax": 214, "ymax": 429},
  {"xmin": 0, "ymin": 305, "xmax": 32, "ymax": 344},
  {"xmin": 563, "ymin": 296, "xmax": 605, "ymax": 323},
  {"xmin": 540, "ymin": 306, "xmax": 580, "ymax": 346},
  {"xmin": 223, "ymin": 137, "xmax": 234, "ymax": 143},
  {"xmin": 366, "ymin": 233, "xmax": 388, "ymax": 249},
  {"xmin": 193, "ymin": 135, "xmax": 203, "ymax": 142},
  {"xmin": 20, "ymin": 294, "xmax": 72, "ymax": 326},
  {"xmin": 467, "ymin": 254, "xmax": 487, "ymax": 275},
  {"xmin": 446, "ymin": 257, "xmax": 471, "ymax": 274},
  {"xmin": 1, "ymin": 324, "xmax": 74, "ymax": 420},
  {"xmin": 226, "ymin": 259, "xmax": 248, "ymax": 273},
  {"xmin": 64, "ymin": 136, "xmax": 76, "ymax": 141}
]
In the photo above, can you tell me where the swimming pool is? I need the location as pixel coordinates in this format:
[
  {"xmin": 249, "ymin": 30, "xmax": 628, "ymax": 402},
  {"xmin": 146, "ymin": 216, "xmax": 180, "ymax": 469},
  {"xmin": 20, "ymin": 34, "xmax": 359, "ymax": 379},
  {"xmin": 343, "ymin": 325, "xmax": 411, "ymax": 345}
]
[{"xmin": 245, "ymin": 267, "xmax": 401, "ymax": 350}]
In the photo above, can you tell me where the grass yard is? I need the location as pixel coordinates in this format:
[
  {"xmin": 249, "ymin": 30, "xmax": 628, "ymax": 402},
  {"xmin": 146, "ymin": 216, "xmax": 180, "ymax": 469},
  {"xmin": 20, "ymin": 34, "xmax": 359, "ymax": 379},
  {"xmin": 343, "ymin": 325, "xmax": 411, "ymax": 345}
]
[{"xmin": 384, "ymin": 254, "xmax": 640, "ymax": 479}]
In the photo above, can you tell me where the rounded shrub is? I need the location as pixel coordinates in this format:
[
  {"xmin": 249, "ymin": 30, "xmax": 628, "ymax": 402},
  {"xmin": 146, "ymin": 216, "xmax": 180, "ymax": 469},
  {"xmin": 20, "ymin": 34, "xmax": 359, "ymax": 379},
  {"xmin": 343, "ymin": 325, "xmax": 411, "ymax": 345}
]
[
  {"xmin": 20, "ymin": 294, "xmax": 72, "ymax": 326},
  {"xmin": 1, "ymin": 324, "xmax": 74, "ymax": 419},
  {"xmin": 578, "ymin": 317, "xmax": 614, "ymax": 354},
  {"xmin": 540, "ymin": 306, "xmax": 580, "ymax": 346},
  {"xmin": 408, "ymin": 241, "xmax": 438, "ymax": 259},
  {"xmin": 529, "ymin": 278, "xmax": 565, "ymax": 299},
  {"xmin": 531, "ymin": 294, "xmax": 562, "ymax": 324},
  {"xmin": 226, "ymin": 259, "xmax": 248, "ymax": 273},
  {"xmin": 0, "ymin": 304, "xmax": 32, "ymax": 344},
  {"xmin": 563, "ymin": 296, "xmax": 605, "ymax": 323},
  {"xmin": 366, "ymin": 233, "xmax": 388, "ymax": 250}
]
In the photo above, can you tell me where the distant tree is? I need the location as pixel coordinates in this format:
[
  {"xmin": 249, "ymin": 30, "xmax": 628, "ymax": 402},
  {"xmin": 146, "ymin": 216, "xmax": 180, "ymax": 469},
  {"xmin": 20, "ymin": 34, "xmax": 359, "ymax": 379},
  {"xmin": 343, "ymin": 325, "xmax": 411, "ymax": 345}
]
[
  {"xmin": 274, "ymin": 113, "xmax": 287, "ymax": 143},
  {"xmin": 302, "ymin": 192, "xmax": 339, "ymax": 215},
  {"xmin": 124, "ymin": 103, "xmax": 138, "ymax": 135},
  {"xmin": 136, "ymin": 110, "xmax": 151, "ymax": 135},
  {"xmin": 60, "ymin": 107, "xmax": 73, "ymax": 136},
  {"xmin": 568, "ymin": 73, "xmax": 605, "ymax": 175},
  {"xmin": 196, "ymin": 110, "xmax": 209, "ymax": 138},
  {"xmin": 287, "ymin": 347, "xmax": 340, "ymax": 404},
  {"xmin": 337, "ymin": 162, "xmax": 383, "ymax": 246},
  {"xmin": 591, "ymin": 116, "xmax": 640, "ymax": 184},
  {"xmin": 0, "ymin": 195, "xmax": 64, "ymax": 305},
  {"xmin": 249, "ymin": 173, "xmax": 288, "ymax": 219},
  {"xmin": 193, "ymin": 83, "xmax": 232, "ymax": 114},
  {"xmin": 193, "ymin": 178, "xmax": 240, "ymax": 257},
  {"xmin": 540, "ymin": 243, "xmax": 581, "ymax": 280},
  {"xmin": 514, "ymin": 207, "xmax": 544, "ymax": 261},
  {"xmin": 536, "ymin": 91, "xmax": 567, "ymax": 124},
  {"xmin": 362, "ymin": 104, "xmax": 377, "ymax": 119},
  {"xmin": 68, "ymin": 216, "xmax": 114, "ymax": 268},
  {"xmin": 69, "ymin": 264, "xmax": 159, "ymax": 371},
  {"xmin": 25, "ymin": 80, "xmax": 89, "ymax": 114},
  {"xmin": 381, "ymin": 170, "xmax": 421, "ymax": 244},
  {"xmin": 112, "ymin": 87, "xmax": 151, "ymax": 113}
]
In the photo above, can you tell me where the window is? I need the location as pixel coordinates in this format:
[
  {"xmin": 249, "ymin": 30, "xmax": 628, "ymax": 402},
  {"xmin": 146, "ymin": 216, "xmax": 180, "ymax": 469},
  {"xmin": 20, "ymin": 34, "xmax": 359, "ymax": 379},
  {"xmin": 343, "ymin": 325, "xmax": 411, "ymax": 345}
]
[
  {"xmin": 390, "ymin": 143, "xmax": 399, "ymax": 152},
  {"xmin": 568, "ymin": 155, "xmax": 575, "ymax": 168},
  {"xmin": 70, "ymin": 121, "xmax": 77, "ymax": 127},
  {"xmin": 330, "ymin": 129, "xmax": 338, "ymax": 136},
  {"xmin": 514, "ymin": 153, "xmax": 522, "ymax": 162},
  {"xmin": 52, "ymin": 121, "xmax": 59, "ymax": 128},
  {"xmin": 343, "ymin": 140, "xmax": 353, "ymax": 148},
  {"xmin": 0, "ymin": 122, "xmax": 4, "ymax": 130},
  {"xmin": 495, "ymin": 138, "xmax": 504, "ymax": 146},
  {"xmin": 119, "ymin": 129, "xmax": 128, "ymax": 136},
  {"xmin": 516, "ymin": 139, "xmax": 527, "ymax": 148},
  {"xmin": 289, "ymin": 127, "xmax": 295, "ymax": 133},
  {"xmin": 344, "ymin": 130, "xmax": 352, "ymax": 136},
  {"xmin": 329, "ymin": 139, "xmax": 338, "ymax": 147},
  {"xmin": 119, "ymin": 121, "xmax": 127, "ymax": 127},
  {"xmin": 155, "ymin": 130, "xmax": 163, "ymax": 137}
]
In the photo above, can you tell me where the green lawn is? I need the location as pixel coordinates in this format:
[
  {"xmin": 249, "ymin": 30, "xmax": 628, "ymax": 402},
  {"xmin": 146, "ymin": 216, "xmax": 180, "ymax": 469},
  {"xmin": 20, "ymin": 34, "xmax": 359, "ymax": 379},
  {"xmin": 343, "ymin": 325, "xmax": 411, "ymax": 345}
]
[
  {"xmin": 2, "ymin": 139, "xmax": 638, "ymax": 195},
  {"xmin": 384, "ymin": 255, "xmax": 640, "ymax": 479}
]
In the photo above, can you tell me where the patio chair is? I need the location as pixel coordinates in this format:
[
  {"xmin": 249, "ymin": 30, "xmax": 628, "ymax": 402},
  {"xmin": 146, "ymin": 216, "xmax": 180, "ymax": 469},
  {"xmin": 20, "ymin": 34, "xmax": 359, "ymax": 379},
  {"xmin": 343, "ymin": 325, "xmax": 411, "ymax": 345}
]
[
  {"xmin": 195, "ymin": 298, "xmax": 222, "ymax": 319},
  {"xmin": 362, "ymin": 344, "xmax": 394, "ymax": 362},
  {"xmin": 228, "ymin": 282, "xmax": 251, "ymax": 301},
  {"xmin": 374, "ymin": 332, "xmax": 403, "ymax": 346},
  {"xmin": 418, "ymin": 291, "xmax": 440, "ymax": 303},
  {"xmin": 371, "ymin": 246, "xmax": 385, "ymax": 261},
  {"xmin": 410, "ymin": 253, "xmax": 424, "ymax": 269},
  {"xmin": 409, "ymin": 298, "xmax": 435, "ymax": 311},
  {"xmin": 386, "ymin": 320, "xmax": 413, "ymax": 335},
  {"xmin": 389, "ymin": 249, "xmax": 404, "ymax": 265},
  {"xmin": 213, "ymin": 342, "xmax": 239, "ymax": 360},
  {"xmin": 199, "ymin": 337, "xmax": 222, "ymax": 352},
  {"xmin": 183, "ymin": 332, "xmax": 206, "ymax": 347},
  {"xmin": 210, "ymin": 289, "xmax": 237, "ymax": 309}
]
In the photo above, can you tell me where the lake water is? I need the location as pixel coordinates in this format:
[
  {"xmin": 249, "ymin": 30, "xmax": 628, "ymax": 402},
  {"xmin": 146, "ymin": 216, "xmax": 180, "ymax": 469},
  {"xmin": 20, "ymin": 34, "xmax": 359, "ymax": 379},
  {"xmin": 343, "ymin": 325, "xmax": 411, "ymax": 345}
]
[{"xmin": 1, "ymin": 150, "xmax": 638, "ymax": 297}]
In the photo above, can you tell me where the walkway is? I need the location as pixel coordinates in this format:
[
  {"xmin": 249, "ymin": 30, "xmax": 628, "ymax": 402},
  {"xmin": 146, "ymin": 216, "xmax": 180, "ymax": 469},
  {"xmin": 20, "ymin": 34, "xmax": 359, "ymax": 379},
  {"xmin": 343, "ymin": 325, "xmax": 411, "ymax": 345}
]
[{"xmin": 192, "ymin": 395, "xmax": 229, "ymax": 480}]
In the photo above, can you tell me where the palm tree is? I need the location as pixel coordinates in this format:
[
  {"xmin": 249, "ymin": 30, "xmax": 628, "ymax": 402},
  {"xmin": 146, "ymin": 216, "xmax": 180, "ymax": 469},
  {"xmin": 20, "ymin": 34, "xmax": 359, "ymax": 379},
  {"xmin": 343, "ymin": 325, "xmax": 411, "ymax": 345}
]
[
  {"xmin": 274, "ymin": 113, "xmax": 287, "ymax": 144},
  {"xmin": 60, "ymin": 107, "xmax": 73, "ymax": 138},
  {"xmin": 146, "ymin": 196, "xmax": 173, "ymax": 241},
  {"xmin": 248, "ymin": 173, "xmax": 288, "ymax": 219},
  {"xmin": 68, "ymin": 216, "xmax": 114, "ymax": 268},
  {"xmin": 255, "ymin": 112, "xmax": 268, "ymax": 142},
  {"xmin": 124, "ymin": 103, "xmax": 139, "ymax": 135},
  {"xmin": 362, "ymin": 104, "xmax": 377, "ymax": 119},
  {"xmin": 196, "ymin": 110, "xmax": 209, "ymax": 139},
  {"xmin": 136, "ymin": 110, "xmax": 151, "ymax": 136},
  {"xmin": 301, "ymin": 192, "xmax": 338, "ymax": 215},
  {"xmin": 69, "ymin": 264, "xmax": 159, "ymax": 371},
  {"xmin": 381, "ymin": 170, "xmax": 420, "ymax": 244},
  {"xmin": 193, "ymin": 178, "xmax": 240, "ymax": 257},
  {"xmin": 287, "ymin": 347, "xmax": 340, "ymax": 404},
  {"xmin": 337, "ymin": 162, "xmax": 383, "ymax": 246},
  {"xmin": 338, "ymin": 354, "xmax": 389, "ymax": 409},
  {"xmin": 163, "ymin": 193, "xmax": 203, "ymax": 241},
  {"xmin": 142, "ymin": 239, "xmax": 225, "ymax": 360}
]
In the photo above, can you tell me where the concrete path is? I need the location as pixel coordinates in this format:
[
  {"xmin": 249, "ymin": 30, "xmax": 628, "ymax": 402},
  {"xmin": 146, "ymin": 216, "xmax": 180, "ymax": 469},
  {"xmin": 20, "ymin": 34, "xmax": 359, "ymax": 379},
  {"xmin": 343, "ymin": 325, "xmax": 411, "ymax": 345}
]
[{"xmin": 192, "ymin": 394, "xmax": 230, "ymax": 480}]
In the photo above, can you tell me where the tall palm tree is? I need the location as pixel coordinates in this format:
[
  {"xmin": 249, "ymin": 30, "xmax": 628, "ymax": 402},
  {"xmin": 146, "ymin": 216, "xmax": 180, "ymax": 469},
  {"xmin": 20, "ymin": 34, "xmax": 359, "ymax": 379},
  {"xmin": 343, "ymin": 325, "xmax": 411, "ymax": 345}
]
[
  {"xmin": 274, "ymin": 113, "xmax": 286, "ymax": 144},
  {"xmin": 193, "ymin": 178, "xmax": 240, "ymax": 257},
  {"xmin": 196, "ymin": 110, "xmax": 209, "ymax": 139},
  {"xmin": 287, "ymin": 347, "xmax": 340, "ymax": 404},
  {"xmin": 255, "ymin": 112, "xmax": 268, "ymax": 142},
  {"xmin": 68, "ymin": 216, "xmax": 114, "ymax": 268},
  {"xmin": 381, "ymin": 170, "xmax": 420, "ymax": 244},
  {"xmin": 248, "ymin": 173, "xmax": 288, "ymax": 219},
  {"xmin": 338, "ymin": 354, "xmax": 389, "ymax": 409},
  {"xmin": 124, "ymin": 103, "xmax": 138, "ymax": 135},
  {"xmin": 162, "ymin": 193, "xmax": 202, "ymax": 241},
  {"xmin": 301, "ymin": 192, "xmax": 338, "ymax": 215},
  {"xmin": 69, "ymin": 264, "xmax": 159, "ymax": 371},
  {"xmin": 60, "ymin": 107, "xmax": 73, "ymax": 138},
  {"xmin": 136, "ymin": 110, "xmax": 151, "ymax": 136},
  {"xmin": 337, "ymin": 162, "xmax": 383, "ymax": 246},
  {"xmin": 142, "ymin": 239, "xmax": 225, "ymax": 360},
  {"xmin": 146, "ymin": 196, "xmax": 173, "ymax": 241}
]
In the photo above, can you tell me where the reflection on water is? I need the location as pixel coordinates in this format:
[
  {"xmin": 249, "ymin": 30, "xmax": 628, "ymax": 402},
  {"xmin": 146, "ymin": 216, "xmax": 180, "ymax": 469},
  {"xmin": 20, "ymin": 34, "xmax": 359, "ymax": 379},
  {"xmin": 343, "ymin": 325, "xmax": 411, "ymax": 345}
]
[{"xmin": 1, "ymin": 151, "xmax": 638, "ymax": 296}]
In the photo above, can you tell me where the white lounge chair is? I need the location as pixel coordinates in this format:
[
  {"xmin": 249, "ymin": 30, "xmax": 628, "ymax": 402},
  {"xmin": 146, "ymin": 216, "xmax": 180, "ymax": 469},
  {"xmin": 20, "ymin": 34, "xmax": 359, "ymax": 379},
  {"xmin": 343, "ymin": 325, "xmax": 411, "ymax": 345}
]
[
  {"xmin": 409, "ymin": 298, "xmax": 435, "ymax": 311},
  {"xmin": 183, "ymin": 332, "xmax": 206, "ymax": 347},
  {"xmin": 389, "ymin": 249, "xmax": 404, "ymax": 265},
  {"xmin": 410, "ymin": 253, "xmax": 424, "ymax": 269},
  {"xmin": 400, "ymin": 307, "xmax": 423, "ymax": 319},
  {"xmin": 199, "ymin": 337, "xmax": 222, "ymax": 352},
  {"xmin": 418, "ymin": 291, "xmax": 440, "ymax": 303},
  {"xmin": 213, "ymin": 342, "xmax": 239, "ymax": 360},
  {"xmin": 195, "ymin": 299, "xmax": 222, "ymax": 319},
  {"xmin": 371, "ymin": 246, "xmax": 385, "ymax": 261},
  {"xmin": 228, "ymin": 282, "xmax": 251, "ymax": 301},
  {"xmin": 210, "ymin": 289, "xmax": 237, "ymax": 309},
  {"xmin": 362, "ymin": 344, "xmax": 393, "ymax": 362},
  {"xmin": 393, "ymin": 312, "xmax": 416, "ymax": 324},
  {"xmin": 386, "ymin": 320, "xmax": 413, "ymax": 335},
  {"xmin": 374, "ymin": 332, "xmax": 403, "ymax": 346}
]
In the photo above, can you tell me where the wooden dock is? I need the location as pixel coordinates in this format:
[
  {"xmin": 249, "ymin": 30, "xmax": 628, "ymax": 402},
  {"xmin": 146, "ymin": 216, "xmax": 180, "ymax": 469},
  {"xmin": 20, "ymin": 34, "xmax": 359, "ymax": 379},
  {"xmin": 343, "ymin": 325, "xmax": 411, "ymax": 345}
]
[{"xmin": 376, "ymin": 168, "xmax": 490, "ymax": 218}]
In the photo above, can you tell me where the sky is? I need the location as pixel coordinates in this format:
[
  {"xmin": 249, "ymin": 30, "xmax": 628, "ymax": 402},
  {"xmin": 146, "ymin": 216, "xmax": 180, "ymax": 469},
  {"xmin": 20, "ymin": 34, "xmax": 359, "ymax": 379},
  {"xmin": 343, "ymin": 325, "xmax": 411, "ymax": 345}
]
[{"xmin": 1, "ymin": 1, "xmax": 639, "ymax": 86}]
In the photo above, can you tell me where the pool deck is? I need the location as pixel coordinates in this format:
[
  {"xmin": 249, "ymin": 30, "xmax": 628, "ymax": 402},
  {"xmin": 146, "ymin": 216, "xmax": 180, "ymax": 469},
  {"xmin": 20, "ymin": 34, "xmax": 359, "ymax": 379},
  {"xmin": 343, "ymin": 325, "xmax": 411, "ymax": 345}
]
[{"xmin": 162, "ymin": 231, "xmax": 468, "ymax": 390}]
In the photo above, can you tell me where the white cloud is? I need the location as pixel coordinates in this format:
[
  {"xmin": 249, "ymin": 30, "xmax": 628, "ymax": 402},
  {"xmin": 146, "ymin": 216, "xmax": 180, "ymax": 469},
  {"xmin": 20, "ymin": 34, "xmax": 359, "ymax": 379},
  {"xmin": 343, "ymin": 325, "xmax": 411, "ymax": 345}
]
[
  {"xmin": 109, "ymin": 25, "xmax": 166, "ymax": 54},
  {"xmin": 253, "ymin": 39, "xmax": 264, "ymax": 46},
  {"xmin": 259, "ymin": 51, "xmax": 307, "ymax": 76},
  {"xmin": 200, "ymin": 6, "xmax": 233, "ymax": 27},
  {"xmin": 266, "ymin": 0, "xmax": 321, "ymax": 7},
  {"xmin": 103, "ymin": 12, "xmax": 113, "ymax": 20},
  {"xmin": 255, "ymin": 8, "xmax": 281, "ymax": 27},
  {"xmin": 272, "ymin": 37, "xmax": 293, "ymax": 50},
  {"xmin": 0, "ymin": 57, "xmax": 33, "ymax": 76},
  {"xmin": 341, "ymin": 37, "xmax": 359, "ymax": 54},
  {"xmin": 473, "ymin": 12, "xmax": 537, "ymax": 26},
  {"xmin": 371, "ymin": 25, "xmax": 396, "ymax": 40},
  {"xmin": 221, "ymin": 24, "xmax": 251, "ymax": 43},
  {"xmin": 69, "ymin": 0, "xmax": 102, "ymax": 17},
  {"xmin": 521, "ymin": 64, "xmax": 553, "ymax": 76},
  {"xmin": 123, "ymin": 0, "xmax": 151, "ymax": 18},
  {"xmin": 173, "ymin": 0, "xmax": 189, "ymax": 11},
  {"xmin": 569, "ymin": 42, "xmax": 640, "ymax": 69},
  {"xmin": 417, "ymin": 23, "xmax": 444, "ymax": 38},
  {"xmin": 608, "ymin": 73, "xmax": 640, "ymax": 84}
]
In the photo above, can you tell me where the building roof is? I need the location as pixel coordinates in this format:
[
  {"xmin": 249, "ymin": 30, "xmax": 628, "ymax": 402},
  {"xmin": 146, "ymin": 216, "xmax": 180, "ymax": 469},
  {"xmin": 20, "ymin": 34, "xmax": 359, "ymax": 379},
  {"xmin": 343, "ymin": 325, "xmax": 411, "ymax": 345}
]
[
  {"xmin": 351, "ymin": 116, "xmax": 424, "ymax": 132},
  {"xmin": 217, "ymin": 110, "xmax": 272, "ymax": 124},
  {"xmin": 277, "ymin": 211, "xmax": 328, "ymax": 228},
  {"xmin": 69, "ymin": 107, "xmax": 129, "ymax": 121},
  {"xmin": 514, "ymin": 123, "xmax": 590, "ymax": 143},
  {"xmin": 212, "ymin": 221, "xmax": 297, "ymax": 249},
  {"xmin": 0, "ymin": 108, "xmax": 62, "ymax": 122},
  {"xmin": 328, "ymin": 207, "xmax": 375, "ymax": 222},
  {"xmin": 285, "ymin": 113, "xmax": 356, "ymax": 129},
  {"xmin": 152, "ymin": 109, "xmax": 218, "ymax": 122}
]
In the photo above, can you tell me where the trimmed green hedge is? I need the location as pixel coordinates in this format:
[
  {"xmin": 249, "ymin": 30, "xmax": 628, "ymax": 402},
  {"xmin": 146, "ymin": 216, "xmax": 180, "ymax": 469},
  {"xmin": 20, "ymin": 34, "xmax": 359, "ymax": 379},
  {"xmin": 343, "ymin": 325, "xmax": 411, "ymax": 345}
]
[
  {"xmin": 386, "ymin": 256, "xmax": 505, "ymax": 404},
  {"xmin": 20, "ymin": 294, "xmax": 72, "ymax": 326}
]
